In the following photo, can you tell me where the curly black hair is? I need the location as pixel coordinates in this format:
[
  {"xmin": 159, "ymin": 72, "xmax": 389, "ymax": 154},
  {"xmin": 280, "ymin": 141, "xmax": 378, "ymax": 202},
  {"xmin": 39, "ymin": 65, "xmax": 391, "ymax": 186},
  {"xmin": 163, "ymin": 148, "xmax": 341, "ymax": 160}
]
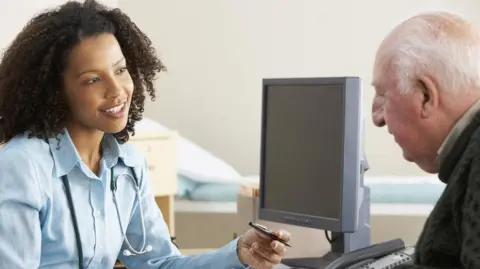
[{"xmin": 0, "ymin": 0, "xmax": 165, "ymax": 144}]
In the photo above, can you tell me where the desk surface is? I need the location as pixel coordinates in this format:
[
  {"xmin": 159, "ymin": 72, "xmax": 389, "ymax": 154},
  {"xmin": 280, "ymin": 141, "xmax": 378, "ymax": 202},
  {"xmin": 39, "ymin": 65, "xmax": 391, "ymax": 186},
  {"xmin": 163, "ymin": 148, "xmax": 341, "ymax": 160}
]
[
  {"xmin": 180, "ymin": 248, "xmax": 215, "ymax": 255},
  {"xmin": 114, "ymin": 250, "xmax": 215, "ymax": 268},
  {"xmin": 115, "ymin": 250, "xmax": 296, "ymax": 268}
]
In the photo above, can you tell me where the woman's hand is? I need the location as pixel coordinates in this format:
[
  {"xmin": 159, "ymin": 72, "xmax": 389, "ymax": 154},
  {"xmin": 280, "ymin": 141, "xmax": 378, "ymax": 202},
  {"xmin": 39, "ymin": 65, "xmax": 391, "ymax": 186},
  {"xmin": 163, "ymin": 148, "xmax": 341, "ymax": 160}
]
[{"xmin": 237, "ymin": 228, "xmax": 291, "ymax": 269}]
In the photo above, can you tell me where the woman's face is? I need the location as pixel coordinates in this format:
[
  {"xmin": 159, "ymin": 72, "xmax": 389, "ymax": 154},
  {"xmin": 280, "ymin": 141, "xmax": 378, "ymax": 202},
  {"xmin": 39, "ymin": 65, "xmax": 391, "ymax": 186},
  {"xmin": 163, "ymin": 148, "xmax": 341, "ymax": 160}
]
[{"xmin": 62, "ymin": 33, "xmax": 134, "ymax": 134}]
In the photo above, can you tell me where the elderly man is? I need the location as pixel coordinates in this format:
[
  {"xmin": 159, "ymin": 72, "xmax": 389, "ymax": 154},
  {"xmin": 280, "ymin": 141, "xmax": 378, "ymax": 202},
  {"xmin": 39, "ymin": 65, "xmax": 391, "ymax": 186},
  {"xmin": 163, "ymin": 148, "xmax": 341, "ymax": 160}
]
[{"xmin": 371, "ymin": 11, "xmax": 480, "ymax": 268}]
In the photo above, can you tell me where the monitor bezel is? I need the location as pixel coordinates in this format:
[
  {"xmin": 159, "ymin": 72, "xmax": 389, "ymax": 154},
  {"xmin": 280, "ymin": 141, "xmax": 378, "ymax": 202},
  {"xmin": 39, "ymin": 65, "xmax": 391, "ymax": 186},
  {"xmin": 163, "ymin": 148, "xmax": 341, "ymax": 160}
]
[{"xmin": 258, "ymin": 77, "xmax": 362, "ymax": 233}]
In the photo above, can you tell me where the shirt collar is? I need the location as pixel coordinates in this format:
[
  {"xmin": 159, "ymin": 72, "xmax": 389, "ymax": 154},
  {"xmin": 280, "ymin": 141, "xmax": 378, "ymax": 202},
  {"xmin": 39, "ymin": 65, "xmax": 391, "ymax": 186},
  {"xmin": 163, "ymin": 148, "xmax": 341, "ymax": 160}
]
[
  {"xmin": 48, "ymin": 129, "xmax": 142, "ymax": 178},
  {"xmin": 101, "ymin": 133, "xmax": 142, "ymax": 169},
  {"xmin": 437, "ymin": 98, "xmax": 480, "ymax": 165}
]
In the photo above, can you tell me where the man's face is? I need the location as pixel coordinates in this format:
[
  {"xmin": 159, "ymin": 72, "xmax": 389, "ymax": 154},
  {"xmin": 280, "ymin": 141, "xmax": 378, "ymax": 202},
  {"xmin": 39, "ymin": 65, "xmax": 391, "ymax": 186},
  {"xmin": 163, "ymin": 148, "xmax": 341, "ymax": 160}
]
[{"xmin": 371, "ymin": 60, "xmax": 439, "ymax": 172}]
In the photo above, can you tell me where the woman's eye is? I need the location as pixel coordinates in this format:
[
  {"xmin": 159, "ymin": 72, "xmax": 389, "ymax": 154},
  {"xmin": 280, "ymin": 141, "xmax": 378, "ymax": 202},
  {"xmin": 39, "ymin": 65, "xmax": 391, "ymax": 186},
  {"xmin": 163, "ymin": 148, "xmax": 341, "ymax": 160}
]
[
  {"xmin": 87, "ymin": 77, "xmax": 100, "ymax": 84},
  {"xmin": 116, "ymin": 67, "xmax": 128, "ymax": 75}
]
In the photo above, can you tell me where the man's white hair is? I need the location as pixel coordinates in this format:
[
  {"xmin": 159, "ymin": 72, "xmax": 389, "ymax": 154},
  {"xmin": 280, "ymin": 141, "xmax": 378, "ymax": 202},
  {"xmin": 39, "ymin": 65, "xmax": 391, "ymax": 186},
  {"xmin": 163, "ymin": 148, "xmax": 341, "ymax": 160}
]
[{"xmin": 389, "ymin": 11, "xmax": 480, "ymax": 93}]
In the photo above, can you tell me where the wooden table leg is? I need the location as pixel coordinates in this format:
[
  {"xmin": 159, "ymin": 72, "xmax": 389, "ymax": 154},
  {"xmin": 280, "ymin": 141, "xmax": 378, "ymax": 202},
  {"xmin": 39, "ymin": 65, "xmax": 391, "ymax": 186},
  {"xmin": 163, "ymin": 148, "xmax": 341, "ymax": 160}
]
[{"xmin": 155, "ymin": 195, "xmax": 175, "ymax": 237}]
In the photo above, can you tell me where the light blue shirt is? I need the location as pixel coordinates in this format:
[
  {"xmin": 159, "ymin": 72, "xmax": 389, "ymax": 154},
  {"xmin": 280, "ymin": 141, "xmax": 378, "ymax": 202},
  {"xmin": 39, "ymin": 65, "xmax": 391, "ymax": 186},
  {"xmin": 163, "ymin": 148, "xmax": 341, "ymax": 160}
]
[{"xmin": 0, "ymin": 130, "xmax": 245, "ymax": 269}]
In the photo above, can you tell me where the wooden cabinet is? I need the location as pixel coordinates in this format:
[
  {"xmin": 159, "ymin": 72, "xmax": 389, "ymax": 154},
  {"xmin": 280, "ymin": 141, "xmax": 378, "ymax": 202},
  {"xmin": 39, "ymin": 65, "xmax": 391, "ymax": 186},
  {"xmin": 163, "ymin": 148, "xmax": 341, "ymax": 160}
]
[{"xmin": 129, "ymin": 130, "xmax": 178, "ymax": 237}]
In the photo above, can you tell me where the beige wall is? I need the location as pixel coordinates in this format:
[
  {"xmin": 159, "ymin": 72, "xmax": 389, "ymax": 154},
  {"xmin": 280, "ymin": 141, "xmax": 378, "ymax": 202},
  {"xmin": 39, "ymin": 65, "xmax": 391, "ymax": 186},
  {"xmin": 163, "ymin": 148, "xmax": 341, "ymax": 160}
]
[
  {"xmin": 4, "ymin": 1, "xmax": 477, "ymax": 176},
  {"xmin": 119, "ymin": 0, "xmax": 480, "ymax": 176}
]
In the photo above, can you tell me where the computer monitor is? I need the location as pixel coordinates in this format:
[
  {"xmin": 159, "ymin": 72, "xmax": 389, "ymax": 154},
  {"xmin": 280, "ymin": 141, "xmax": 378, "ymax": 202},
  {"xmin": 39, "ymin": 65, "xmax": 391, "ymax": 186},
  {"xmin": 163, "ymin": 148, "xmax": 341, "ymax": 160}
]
[{"xmin": 258, "ymin": 77, "xmax": 371, "ymax": 268}]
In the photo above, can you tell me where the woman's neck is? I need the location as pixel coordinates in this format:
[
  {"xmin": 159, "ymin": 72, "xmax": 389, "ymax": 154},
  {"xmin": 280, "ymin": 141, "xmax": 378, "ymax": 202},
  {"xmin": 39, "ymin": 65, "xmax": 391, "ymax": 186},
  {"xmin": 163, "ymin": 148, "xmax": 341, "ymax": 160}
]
[{"xmin": 67, "ymin": 124, "xmax": 104, "ymax": 175}]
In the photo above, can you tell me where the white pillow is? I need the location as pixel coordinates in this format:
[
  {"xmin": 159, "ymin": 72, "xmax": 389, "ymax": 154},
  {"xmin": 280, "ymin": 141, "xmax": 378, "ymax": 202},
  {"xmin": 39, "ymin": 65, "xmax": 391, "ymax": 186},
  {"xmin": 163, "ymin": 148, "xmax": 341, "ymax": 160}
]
[
  {"xmin": 364, "ymin": 175, "xmax": 441, "ymax": 185},
  {"xmin": 135, "ymin": 118, "xmax": 243, "ymax": 184}
]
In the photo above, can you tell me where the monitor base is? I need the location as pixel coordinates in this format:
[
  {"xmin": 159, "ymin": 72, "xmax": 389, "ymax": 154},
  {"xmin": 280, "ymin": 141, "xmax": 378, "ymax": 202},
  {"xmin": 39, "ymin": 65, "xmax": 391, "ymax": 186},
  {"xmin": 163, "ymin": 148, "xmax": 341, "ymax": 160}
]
[
  {"xmin": 279, "ymin": 186, "xmax": 372, "ymax": 269},
  {"xmin": 331, "ymin": 185, "xmax": 371, "ymax": 253},
  {"xmin": 281, "ymin": 252, "xmax": 341, "ymax": 269}
]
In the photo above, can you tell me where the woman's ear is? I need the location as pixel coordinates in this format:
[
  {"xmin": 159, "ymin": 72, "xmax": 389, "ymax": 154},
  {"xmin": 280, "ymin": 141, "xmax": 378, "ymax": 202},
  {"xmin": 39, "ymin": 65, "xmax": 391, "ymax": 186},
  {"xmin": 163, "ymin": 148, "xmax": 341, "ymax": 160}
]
[{"xmin": 417, "ymin": 75, "xmax": 439, "ymax": 118}]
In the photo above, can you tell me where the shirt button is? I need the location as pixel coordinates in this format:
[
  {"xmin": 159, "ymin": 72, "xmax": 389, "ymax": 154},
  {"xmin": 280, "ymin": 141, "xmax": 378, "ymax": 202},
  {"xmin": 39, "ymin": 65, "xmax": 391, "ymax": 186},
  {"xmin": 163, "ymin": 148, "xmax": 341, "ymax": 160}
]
[{"xmin": 94, "ymin": 209, "xmax": 101, "ymax": 218}]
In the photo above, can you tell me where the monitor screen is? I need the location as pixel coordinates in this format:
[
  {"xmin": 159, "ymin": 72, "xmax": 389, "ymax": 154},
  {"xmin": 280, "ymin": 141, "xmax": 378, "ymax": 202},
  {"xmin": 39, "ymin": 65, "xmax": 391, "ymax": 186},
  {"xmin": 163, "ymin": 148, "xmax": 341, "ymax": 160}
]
[{"xmin": 262, "ymin": 84, "xmax": 344, "ymax": 220}]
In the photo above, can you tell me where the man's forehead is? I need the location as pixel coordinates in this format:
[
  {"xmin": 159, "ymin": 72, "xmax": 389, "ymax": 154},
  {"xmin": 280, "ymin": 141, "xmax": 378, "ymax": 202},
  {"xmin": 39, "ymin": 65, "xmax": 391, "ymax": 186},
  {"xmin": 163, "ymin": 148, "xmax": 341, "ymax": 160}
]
[
  {"xmin": 371, "ymin": 59, "xmax": 392, "ymax": 91},
  {"xmin": 371, "ymin": 27, "xmax": 400, "ymax": 87}
]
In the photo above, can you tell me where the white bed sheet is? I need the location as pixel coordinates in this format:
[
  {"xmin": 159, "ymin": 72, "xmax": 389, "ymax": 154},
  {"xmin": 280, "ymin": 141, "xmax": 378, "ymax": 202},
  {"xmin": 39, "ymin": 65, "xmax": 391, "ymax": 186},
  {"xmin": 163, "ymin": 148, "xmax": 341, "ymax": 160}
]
[
  {"xmin": 175, "ymin": 200, "xmax": 237, "ymax": 213},
  {"xmin": 174, "ymin": 199, "xmax": 434, "ymax": 216},
  {"xmin": 178, "ymin": 174, "xmax": 444, "ymax": 204}
]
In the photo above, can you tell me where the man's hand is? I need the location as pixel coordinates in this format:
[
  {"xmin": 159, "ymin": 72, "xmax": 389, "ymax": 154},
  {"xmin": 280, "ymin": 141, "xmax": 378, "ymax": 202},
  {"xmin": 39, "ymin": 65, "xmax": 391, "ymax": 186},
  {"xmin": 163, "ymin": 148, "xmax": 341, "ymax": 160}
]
[{"xmin": 237, "ymin": 228, "xmax": 291, "ymax": 269}]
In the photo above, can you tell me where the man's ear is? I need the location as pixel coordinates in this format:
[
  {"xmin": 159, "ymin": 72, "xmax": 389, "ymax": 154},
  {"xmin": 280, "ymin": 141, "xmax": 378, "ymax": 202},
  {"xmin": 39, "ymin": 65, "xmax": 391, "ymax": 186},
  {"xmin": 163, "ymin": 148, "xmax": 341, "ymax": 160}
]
[{"xmin": 417, "ymin": 75, "xmax": 439, "ymax": 118}]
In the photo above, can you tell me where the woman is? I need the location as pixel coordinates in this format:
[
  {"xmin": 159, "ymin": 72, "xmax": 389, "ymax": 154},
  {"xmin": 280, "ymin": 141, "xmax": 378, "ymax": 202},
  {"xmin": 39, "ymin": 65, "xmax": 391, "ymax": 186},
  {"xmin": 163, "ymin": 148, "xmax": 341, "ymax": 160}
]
[{"xmin": 0, "ymin": 1, "xmax": 290, "ymax": 268}]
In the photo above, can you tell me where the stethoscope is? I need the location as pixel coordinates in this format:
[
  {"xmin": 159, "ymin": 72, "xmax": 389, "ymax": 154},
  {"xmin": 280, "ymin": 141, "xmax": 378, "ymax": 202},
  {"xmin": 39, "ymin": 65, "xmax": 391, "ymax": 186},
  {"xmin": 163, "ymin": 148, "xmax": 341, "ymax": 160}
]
[{"xmin": 61, "ymin": 166, "xmax": 152, "ymax": 269}]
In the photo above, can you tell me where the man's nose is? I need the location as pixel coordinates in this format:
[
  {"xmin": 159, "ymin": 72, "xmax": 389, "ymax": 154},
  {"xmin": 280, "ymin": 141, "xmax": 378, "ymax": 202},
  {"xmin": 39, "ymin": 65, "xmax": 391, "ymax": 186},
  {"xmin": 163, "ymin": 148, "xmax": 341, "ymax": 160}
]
[
  {"xmin": 371, "ymin": 96, "xmax": 386, "ymax": 127},
  {"xmin": 372, "ymin": 111, "xmax": 386, "ymax": 127}
]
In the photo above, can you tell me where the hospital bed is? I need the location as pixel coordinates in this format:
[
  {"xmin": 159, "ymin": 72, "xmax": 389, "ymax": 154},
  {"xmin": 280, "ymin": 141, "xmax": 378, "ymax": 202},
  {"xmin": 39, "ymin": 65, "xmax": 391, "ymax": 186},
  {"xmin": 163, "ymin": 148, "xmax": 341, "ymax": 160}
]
[{"xmin": 174, "ymin": 174, "xmax": 443, "ymax": 249}]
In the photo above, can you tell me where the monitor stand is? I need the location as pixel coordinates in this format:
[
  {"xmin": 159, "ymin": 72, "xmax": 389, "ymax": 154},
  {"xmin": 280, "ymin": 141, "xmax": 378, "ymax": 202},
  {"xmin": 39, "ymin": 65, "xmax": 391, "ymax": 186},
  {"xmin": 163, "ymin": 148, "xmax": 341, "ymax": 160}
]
[{"xmin": 280, "ymin": 186, "xmax": 371, "ymax": 269}]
